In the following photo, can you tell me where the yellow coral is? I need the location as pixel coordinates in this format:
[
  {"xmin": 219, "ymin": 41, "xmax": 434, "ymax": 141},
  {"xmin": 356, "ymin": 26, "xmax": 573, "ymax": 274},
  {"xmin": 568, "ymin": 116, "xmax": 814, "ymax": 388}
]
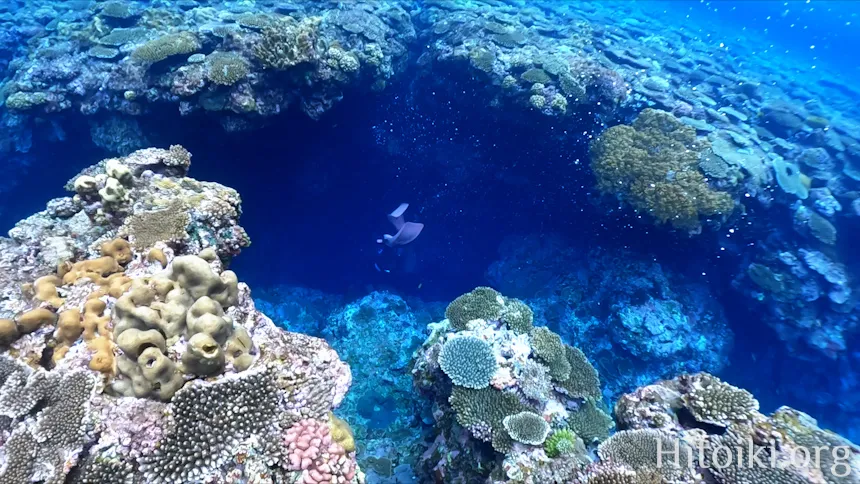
[
  {"xmin": 17, "ymin": 308, "xmax": 57, "ymax": 333},
  {"xmin": 329, "ymin": 413, "xmax": 356, "ymax": 452},
  {"xmin": 590, "ymin": 109, "xmax": 734, "ymax": 231},
  {"xmin": 100, "ymin": 238, "xmax": 132, "ymax": 265},
  {"xmin": 34, "ymin": 275, "xmax": 64, "ymax": 308},
  {"xmin": 0, "ymin": 319, "xmax": 19, "ymax": 343}
]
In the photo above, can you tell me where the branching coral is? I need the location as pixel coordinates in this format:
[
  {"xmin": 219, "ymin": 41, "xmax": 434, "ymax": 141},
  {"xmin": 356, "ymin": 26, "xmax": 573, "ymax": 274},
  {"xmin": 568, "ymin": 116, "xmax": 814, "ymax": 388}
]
[
  {"xmin": 254, "ymin": 18, "xmax": 321, "ymax": 70},
  {"xmin": 205, "ymin": 52, "xmax": 250, "ymax": 86},
  {"xmin": 131, "ymin": 32, "xmax": 201, "ymax": 63},
  {"xmin": 597, "ymin": 429, "xmax": 693, "ymax": 480},
  {"xmin": 445, "ymin": 286, "xmax": 505, "ymax": 330},
  {"xmin": 500, "ymin": 298, "xmax": 534, "ymax": 334},
  {"xmin": 439, "ymin": 335, "xmax": 498, "ymax": 389},
  {"xmin": 502, "ymin": 411, "xmax": 550, "ymax": 445},
  {"xmin": 569, "ymin": 399, "xmax": 614, "ymax": 443},
  {"xmin": 531, "ymin": 326, "xmax": 571, "ymax": 381},
  {"xmin": 681, "ymin": 373, "xmax": 759, "ymax": 427},
  {"xmin": 557, "ymin": 345, "xmax": 602, "ymax": 400},
  {"xmin": 590, "ymin": 109, "xmax": 734, "ymax": 231},
  {"xmin": 449, "ymin": 386, "xmax": 533, "ymax": 452},
  {"xmin": 517, "ymin": 359, "xmax": 552, "ymax": 402}
]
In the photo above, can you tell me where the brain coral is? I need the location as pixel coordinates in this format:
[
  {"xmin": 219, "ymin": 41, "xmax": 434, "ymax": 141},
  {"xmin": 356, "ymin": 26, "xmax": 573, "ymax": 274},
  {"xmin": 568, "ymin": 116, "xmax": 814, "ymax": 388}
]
[
  {"xmin": 590, "ymin": 109, "xmax": 734, "ymax": 231},
  {"xmin": 439, "ymin": 335, "xmax": 498, "ymax": 389}
]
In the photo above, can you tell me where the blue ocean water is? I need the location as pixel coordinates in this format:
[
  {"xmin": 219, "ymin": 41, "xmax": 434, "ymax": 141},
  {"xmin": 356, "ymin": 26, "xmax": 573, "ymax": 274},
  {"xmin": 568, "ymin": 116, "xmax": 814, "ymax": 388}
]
[{"xmin": 2, "ymin": 0, "xmax": 860, "ymax": 481}]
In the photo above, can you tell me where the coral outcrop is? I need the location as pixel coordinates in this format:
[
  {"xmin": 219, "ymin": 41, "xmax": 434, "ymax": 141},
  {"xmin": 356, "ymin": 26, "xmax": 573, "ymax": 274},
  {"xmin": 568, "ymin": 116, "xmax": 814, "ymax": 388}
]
[
  {"xmin": 413, "ymin": 287, "xmax": 613, "ymax": 483},
  {"xmin": 0, "ymin": 147, "xmax": 361, "ymax": 483}
]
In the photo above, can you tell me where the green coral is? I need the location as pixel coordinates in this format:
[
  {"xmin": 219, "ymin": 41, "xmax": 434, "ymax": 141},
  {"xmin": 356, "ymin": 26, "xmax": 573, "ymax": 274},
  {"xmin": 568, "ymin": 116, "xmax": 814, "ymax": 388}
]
[
  {"xmin": 569, "ymin": 399, "xmax": 614, "ymax": 443},
  {"xmin": 4, "ymin": 91, "xmax": 48, "ymax": 110},
  {"xmin": 682, "ymin": 374, "xmax": 759, "ymax": 427},
  {"xmin": 807, "ymin": 210, "xmax": 837, "ymax": 245},
  {"xmin": 98, "ymin": 27, "xmax": 148, "ymax": 46},
  {"xmin": 557, "ymin": 345, "xmax": 602, "ymax": 400},
  {"xmin": 597, "ymin": 429, "xmax": 693, "ymax": 480},
  {"xmin": 530, "ymin": 326, "xmax": 570, "ymax": 382},
  {"xmin": 205, "ymin": 52, "xmax": 250, "ymax": 86},
  {"xmin": 590, "ymin": 109, "xmax": 735, "ymax": 231},
  {"xmin": 438, "ymin": 336, "xmax": 497, "ymax": 389},
  {"xmin": 544, "ymin": 428, "xmax": 580, "ymax": 457},
  {"xmin": 747, "ymin": 263, "xmax": 787, "ymax": 294},
  {"xmin": 131, "ymin": 32, "xmax": 201, "ymax": 63},
  {"xmin": 470, "ymin": 48, "xmax": 496, "ymax": 73},
  {"xmin": 445, "ymin": 287, "xmax": 504, "ymax": 330},
  {"xmin": 99, "ymin": 1, "xmax": 135, "ymax": 19},
  {"xmin": 500, "ymin": 298, "xmax": 533, "ymax": 334},
  {"xmin": 521, "ymin": 68, "xmax": 552, "ymax": 84},
  {"xmin": 502, "ymin": 411, "xmax": 550, "ymax": 445},
  {"xmin": 492, "ymin": 31, "xmax": 526, "ymax": 48},
  {"xmin": 449, "ymin": 386, "xmax": 532, "ymax": 453},
  {"xmin": 254, "ymin": 18, "xmax": 321, "ymax": 70}
]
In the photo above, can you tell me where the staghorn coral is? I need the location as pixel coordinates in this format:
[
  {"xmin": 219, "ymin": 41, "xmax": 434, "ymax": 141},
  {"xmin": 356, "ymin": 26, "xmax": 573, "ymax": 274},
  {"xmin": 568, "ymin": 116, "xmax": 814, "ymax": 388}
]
[
  {"xmin": 590, "ymin": 109, "xmax": 734, "ymax": 231},
  {"xmin": 439, "ymin": 335, "xmax": 498, "ymax": 389}
]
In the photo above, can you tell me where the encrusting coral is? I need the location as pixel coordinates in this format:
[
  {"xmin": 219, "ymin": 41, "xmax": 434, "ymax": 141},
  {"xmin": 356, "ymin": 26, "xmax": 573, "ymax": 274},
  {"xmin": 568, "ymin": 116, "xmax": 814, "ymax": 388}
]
[
  {"xmin": 0, "ymin": 147, "xmax": 359, "ymax": 483},
  {"xmin": 590, "ymin": 109, "xmax": 735, "ymax": 231}
]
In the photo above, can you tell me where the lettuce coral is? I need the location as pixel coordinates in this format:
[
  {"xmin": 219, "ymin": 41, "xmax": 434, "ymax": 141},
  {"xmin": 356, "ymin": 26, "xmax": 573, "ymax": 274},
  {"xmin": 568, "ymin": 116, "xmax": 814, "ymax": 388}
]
[{"xmin": 590, "ymin": 109, "xmax": 734, "ymax": 231}]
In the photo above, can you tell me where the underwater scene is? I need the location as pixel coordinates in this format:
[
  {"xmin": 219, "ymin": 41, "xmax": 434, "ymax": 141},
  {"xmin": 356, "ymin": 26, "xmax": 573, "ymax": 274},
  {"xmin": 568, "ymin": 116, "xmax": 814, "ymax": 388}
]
[{"xmin": 2, "ymin": 0, "xmax": 860, "ymax": 482}]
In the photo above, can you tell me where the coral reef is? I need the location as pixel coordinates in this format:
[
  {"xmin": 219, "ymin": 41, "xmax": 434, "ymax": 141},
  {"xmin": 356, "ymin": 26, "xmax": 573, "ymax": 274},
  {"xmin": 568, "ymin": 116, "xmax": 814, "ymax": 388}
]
[
  {"xmin": 0, "ymin": 147, "xmax": 360, "ymax": 483},
  {"xmin": 413, "ymin": 288, "xmax": 613, "ymax": 483},
  {"xmin": 485, "ymin": 234, "xmax": 733, "ymax": 401},
  {"xmin": 590, "ymin": 109, "xmax": 735, "ymax": 232}
]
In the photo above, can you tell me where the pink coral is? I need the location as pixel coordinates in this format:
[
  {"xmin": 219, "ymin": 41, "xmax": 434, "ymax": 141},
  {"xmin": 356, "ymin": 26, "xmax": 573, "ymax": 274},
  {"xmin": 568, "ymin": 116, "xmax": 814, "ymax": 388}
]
[{"xmin": 283, "ymin": 418, "xmax": 356, "ymax": 484}]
